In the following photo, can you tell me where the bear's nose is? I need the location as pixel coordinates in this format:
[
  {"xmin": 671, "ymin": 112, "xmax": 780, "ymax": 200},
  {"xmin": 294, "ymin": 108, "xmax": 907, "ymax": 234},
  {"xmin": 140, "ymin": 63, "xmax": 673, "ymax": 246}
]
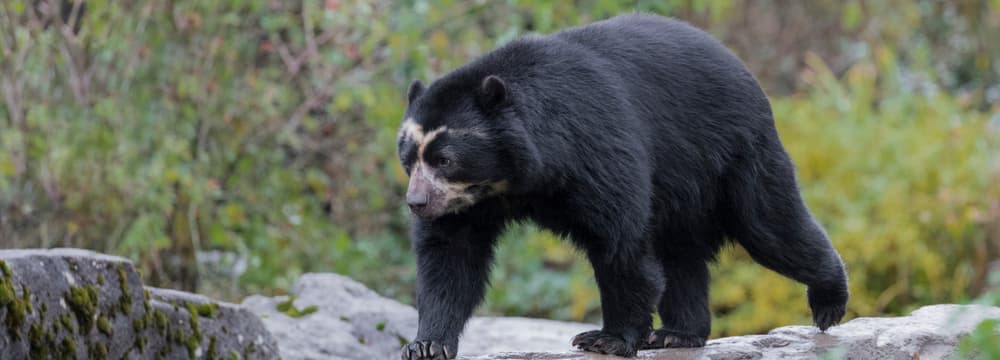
[{"xmin": 407, "ymin": 192, "xmax": 429, "ymax": 209}]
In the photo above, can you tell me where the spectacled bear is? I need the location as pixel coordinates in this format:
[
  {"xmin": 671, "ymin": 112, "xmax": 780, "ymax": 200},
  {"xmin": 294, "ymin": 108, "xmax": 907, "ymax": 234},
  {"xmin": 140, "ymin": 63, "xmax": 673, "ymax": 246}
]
[{"xmin": 397, "ymin": 13, "xmax": 848, "ymax": 359}]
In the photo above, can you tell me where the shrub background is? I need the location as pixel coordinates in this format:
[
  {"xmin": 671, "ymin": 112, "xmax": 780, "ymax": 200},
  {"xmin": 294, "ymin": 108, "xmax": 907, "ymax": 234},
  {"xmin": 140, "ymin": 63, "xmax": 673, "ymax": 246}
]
[{"xmin": 1, "ymin": 0, "xmax": 998, "ymax": 338}]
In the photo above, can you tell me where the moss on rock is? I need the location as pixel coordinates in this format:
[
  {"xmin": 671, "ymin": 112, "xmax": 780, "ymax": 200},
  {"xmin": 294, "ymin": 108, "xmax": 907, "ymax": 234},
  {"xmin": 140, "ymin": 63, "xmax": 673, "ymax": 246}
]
[
  {"xmin": 185, "ymin": 303, "xmax": 203, "ymax": 339},
  {"xmin": 28, "ymin": 322, "xmax": 56, "ymax": 360},
  {"xmin": 0, "ymin": 260, "xmax": 11, "ymax": 277},
  {"xmin": 196, "ymin": 303, "xmax": 220, "ymax": 318},
  {"xmin": 58, "ymin": 313, "xmax": 76, "ymax": 334},
  {"xmin": 97, "ymin": 315, "xmax": 113, "ymax": 336},
  {"xmin": 207, "ymin": 335, "xmax": 218, "ymax": 360},
  {"xmin": 88, "ymin": 342, "xmax": 108, "ymax": 359},
  {"xmin": 276, "ymin": 296, "xmax": 318, "ymax": 318},
  {"xmin": 116, "ymin": 263, "xmax": 133, "ymax": 315},
  {"xmin": 66, "ymin": 285, "xmax": 99, "ymax": 334},
  {"xmin": 60, "ymin": 338, "xmax": 77, "ymax": 359},
  {"xmin": 1, "ymin": 279, "xmax": 31, "ymax": 339}
]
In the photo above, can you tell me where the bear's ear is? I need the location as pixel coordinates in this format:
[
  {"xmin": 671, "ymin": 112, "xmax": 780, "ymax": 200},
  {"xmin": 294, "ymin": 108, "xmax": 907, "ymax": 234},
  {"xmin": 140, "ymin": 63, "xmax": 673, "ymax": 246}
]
[
  {"xmin": 407, "ymin": 80, "xmax": 425, "ymax": 105},
  {"xmin": 477, "ymin": 75, "xmax": 509, "ymax": 110}
]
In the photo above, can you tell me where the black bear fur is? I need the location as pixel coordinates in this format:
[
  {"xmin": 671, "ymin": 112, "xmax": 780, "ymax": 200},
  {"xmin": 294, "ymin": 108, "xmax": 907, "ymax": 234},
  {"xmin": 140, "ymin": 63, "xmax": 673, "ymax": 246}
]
[{"xmin": 396, "ymin": 13, "xmax": 848, "ymax": 359}]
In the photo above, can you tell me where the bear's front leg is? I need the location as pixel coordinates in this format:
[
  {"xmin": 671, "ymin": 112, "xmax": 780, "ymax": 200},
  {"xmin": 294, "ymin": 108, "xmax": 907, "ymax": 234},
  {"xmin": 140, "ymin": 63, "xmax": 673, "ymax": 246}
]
[
  {"xmin": 401, "ymin": 217, "xmax": 502, "ymax": 360},
  {"xmin": 573, "ymin": 249, "xmax": 664, "ymax": 357}
]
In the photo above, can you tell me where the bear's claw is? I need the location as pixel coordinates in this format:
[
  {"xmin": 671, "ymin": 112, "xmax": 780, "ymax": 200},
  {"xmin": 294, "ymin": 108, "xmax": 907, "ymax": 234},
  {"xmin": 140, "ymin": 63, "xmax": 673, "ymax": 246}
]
[
  {"xmin": 401, "ymin": 340, "xmax": 452, "ymax": 360},
  {"xmin": 572, "ymin": 330, "xmax": 638, "ymax": 357},
  {"xmin": 642, "ymin": 329, "xmax": 706, "ymax": 349}
]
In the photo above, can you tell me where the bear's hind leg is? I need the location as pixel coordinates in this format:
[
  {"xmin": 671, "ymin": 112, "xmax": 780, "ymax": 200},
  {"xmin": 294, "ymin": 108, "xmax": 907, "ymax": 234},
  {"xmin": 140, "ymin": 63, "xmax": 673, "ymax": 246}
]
[
  {"xmin": 724, "ymin": 153, "xmax": 849, "ymax": 331},
  {"xmin": 644, "ymin": 255, "xmax": 710, "ymax": 349}
]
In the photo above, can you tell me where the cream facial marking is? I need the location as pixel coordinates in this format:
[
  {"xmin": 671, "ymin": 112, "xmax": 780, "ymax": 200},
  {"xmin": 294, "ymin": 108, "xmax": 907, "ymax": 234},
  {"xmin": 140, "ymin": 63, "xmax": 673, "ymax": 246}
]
[
  {"xmin": 411, "ymin": 160, "xmax": 510, "ymax": 215},
  {"xmin": 399, "ymin": 118, "xmax": 450, "ymax": 162},
  {"xmin": 418, "ymin": 126, "xmax": 448, "ymax": 160},
  {"xmin": 399, "ymin": 118, "xmax": 424, "ymax": 142}
]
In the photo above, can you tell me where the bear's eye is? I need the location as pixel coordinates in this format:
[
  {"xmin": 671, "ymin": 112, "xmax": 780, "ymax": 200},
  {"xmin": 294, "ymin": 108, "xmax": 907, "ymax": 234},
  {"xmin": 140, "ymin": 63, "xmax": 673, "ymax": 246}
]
[{"xmin": 436, "ymin": 157, "xmax": 452, "ymax": 168}]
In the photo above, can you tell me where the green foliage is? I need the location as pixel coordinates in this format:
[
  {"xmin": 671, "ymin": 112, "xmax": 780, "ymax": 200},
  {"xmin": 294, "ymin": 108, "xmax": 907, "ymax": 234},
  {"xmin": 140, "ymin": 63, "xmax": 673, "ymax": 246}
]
[
  {"xmin": 0, "ymin": 0, "xmax": 998, "ymax": 341},
  {"xmin": 961, "ymin": 319, "xmax": 1000, "ymax": 359},
  {"xmin": 960, "ymin": 272, "xmax": 1000, "ymax": 358}
]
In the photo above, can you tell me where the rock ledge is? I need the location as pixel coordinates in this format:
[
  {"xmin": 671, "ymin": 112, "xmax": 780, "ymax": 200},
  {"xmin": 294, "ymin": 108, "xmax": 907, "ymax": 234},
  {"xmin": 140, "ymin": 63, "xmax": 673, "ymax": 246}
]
[
  {"xmin": 0, "ymin": 248, "xmax": 278, "ymax": 359},
  {"xmin": 243, "ymin": 273, "xmax": 1000, "ymax": 360}
]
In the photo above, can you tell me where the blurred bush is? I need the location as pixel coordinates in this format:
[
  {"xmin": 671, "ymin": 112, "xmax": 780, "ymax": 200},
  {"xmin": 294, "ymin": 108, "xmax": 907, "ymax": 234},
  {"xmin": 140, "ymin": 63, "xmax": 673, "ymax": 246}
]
[{"xmin": 1, "ymin": 0, "xmax": 998, "ymax": 337}]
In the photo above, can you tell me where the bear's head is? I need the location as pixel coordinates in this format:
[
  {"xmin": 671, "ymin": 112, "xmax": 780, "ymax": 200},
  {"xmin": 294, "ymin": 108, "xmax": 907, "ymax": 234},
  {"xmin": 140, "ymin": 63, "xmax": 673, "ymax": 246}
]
[{"xmin": 397, "ymin": 74, "xmax": 535, "ymax": 220}]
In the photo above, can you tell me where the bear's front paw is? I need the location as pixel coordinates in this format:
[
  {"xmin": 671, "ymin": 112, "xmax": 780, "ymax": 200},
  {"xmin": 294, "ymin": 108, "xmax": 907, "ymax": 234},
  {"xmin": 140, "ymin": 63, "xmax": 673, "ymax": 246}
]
[
  {"xmin": 572, "ymin": 330, "xmax": 638, "ymax": 357},
  {"xmin": 642, "ymin": 328, "xmax": 706, "ymax": 349},
  {"xmin": 810, "ymin": 301, "xmax": 846, "ymax": 331},
  {"xmin": 807, "ymin": 285, "xmax": 848, "ymax": 331},
  {"xmin": 401, "ymin": 340, "xmax": 454, "ymax": 360}
]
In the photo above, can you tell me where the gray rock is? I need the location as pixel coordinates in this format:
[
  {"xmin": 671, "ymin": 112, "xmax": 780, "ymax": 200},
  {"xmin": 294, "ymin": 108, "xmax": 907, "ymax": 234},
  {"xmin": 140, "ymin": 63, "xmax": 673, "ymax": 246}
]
[
  {"xmin": 243, "ymin": 273, "xmax": 418, "ymax": 360},
  {"xmin": 242, "ymin": 273, "xmax": 597, "ymax": 359},
  {"xmin": 0, "ymin": 248, "xmax": 279, "ymax": 359},
  {"xmin": 245, "ymin": 272, "xmax": 1000, "ymax": 360},
  {"xmin": 462, "ymin": 305, "xmax": 1000, "ymax": 360}
]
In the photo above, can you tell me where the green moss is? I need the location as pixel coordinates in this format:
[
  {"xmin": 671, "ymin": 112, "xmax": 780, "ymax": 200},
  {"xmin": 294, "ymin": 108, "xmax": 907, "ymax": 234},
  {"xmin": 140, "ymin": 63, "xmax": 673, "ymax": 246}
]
[
  {"xmin": 153, "ymin": 309, "xmax": 169, "ymax": 333},
  {"xmin": 117, "ymin": 263, "xmax": 132, "ymax": 315},
  {"xmin": 276, "ymin": 296, "xmax": 318, "ymax": 318},
  {"xmin": 375, "ymin": 321, "xmax": 386, "ymax": 331},
  {"xmin": 66, "ymin": 285, "xmax": 99, "ymax": 334},
  {"xmin": 196, "ymin": 303, "xmax": 219, "ymax": 318},
  {"xmin": 0, "ymin": 260, "xmax": 11, "ymax": 277},
  {"xmin": 299, "ymin": 305, "xmax": 318, "ymax": 316},
  {"xmin": 88, "ymin": 343, "xmax": 108, "ymax": 359},
  {"xmin": 169, "ymin": 328, "xmax": 186, "ymax": 344},
  {"xmin": 207, "ymin": 335, "xmax": 218, "ymax": 360},
  {"xmin": 339, "ymin": 316, "xmax": 349, "ymax": 322},
  {"xmin": 184, "ymin": 333, "xmax": 199, "ymax": 359},
  {"xmin": 59, "ymin": 313, "xmax": 76, "ymax": 333},
  {"xmin": 185, "ymin": 303, "xmax": 202, "ymax": 339},
  {"xmin": 397, "ymin": 334, "xmax": 409, "ymax": 346},
  {"xmin": 358, "ymin": 336, "xmax": 366, "ymax": 344},
  {"xmin": 96, "ymin": 274, "xmax": 105, "ymax": 286},
  {"xmin": 0, "ymin": 278, "xmax": 14, "ymax": 305},
  {"xmin": 59, "ymin": 338, "xmax": 77, "ymax": 359},
  {"xmin": 165, "ymin": 310, "xmax": 204, "ymax": 360},
  {"xmin": 29, "ymin": 322, "xmax": 56, "ymax": 360},
  {"xmin": 275, "ymin": 298, "xmax": 292, "ymax": 313},
  {"xmin": 134, "ymin": 335, "xmax": 147, "ymax": 352},
  {"xmin": 243, "ymin": 342, "xmax": 256, "ymax": 357},
  {"xmin": 21, "ymin": 284, "xmax": 33, "ymax": 312},
  {"xmin": 228, "ymin": 350, "xmax": 241, "ymax": 360},
  {"xmin": 2, "ymin": 281, "xmax": 30, "ymax": 339},
  {"xmin": 97, "ymin": 315, "xmax": 112, "ymax": 336},
  {"xmin": 143, "ymin": 289, "xmax": 152, "ymax": 313},
  {"xmin": 40, "ymin": 302, "xmax": 47, "ymax": 315},
  {"xmin": 132, "ymin": 317, "xmax": 144, "ymax": 332}
]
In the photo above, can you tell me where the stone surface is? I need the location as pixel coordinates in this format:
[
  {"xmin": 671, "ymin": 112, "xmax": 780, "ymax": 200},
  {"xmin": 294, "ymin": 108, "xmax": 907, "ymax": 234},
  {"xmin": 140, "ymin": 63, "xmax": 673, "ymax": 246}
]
[
  {"xmin": 0, "ymin": 248, "xmax": 278, "ymax": 359},
  {"xmin": 463, "ymin": 304, "xmax": 1000, "ymax": 360},
  {"xmin": 244, "ymin": 272, "xmax": 1000, "ymax": 360},
  {"xmin": 6, "ymin": 249, "xmax": 995, "ymax": 360},
  {"xmin": 241, "ymin": 273, "xmax": 599, "ymax": 359}
]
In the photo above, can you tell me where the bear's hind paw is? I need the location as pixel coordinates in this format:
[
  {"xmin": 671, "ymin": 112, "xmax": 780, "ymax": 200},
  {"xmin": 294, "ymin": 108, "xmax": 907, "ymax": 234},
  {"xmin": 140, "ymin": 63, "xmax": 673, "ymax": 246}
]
[
  {"xmin": 642, "ymin": 329, "xmax": 706, "ymax": 349},
  {"xmin": 572, "ymin": 330, "xmax": 638, "ymax": 357}
]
